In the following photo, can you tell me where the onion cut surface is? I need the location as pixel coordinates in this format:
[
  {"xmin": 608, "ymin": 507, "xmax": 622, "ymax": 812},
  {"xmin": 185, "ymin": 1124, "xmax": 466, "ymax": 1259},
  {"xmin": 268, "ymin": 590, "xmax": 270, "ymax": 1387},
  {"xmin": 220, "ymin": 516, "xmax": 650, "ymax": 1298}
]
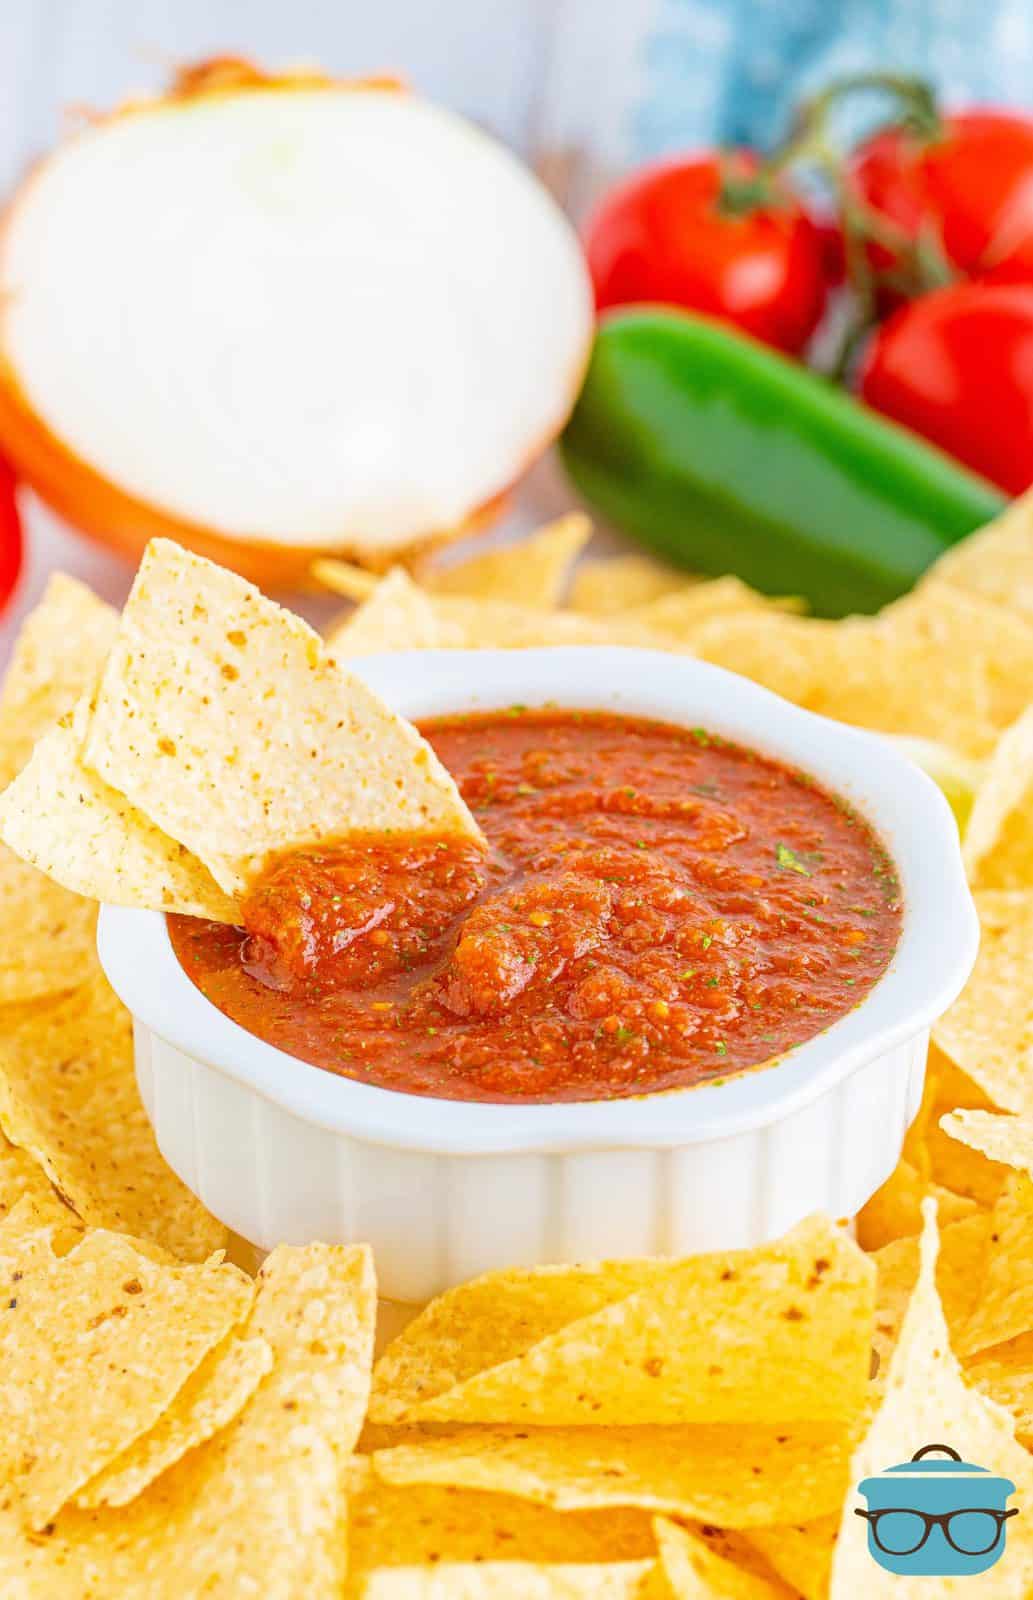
[{"xmin": 0, "ymin": 68, "xmax": 593, "ymax": 580}]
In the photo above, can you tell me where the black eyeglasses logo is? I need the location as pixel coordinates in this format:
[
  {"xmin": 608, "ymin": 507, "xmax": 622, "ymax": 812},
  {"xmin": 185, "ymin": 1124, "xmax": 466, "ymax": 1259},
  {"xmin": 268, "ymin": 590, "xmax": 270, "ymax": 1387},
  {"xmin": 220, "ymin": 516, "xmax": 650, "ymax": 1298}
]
[{"xmin": 856, "ymin": 1505, "xmax": 1018, "ymax": 1557}]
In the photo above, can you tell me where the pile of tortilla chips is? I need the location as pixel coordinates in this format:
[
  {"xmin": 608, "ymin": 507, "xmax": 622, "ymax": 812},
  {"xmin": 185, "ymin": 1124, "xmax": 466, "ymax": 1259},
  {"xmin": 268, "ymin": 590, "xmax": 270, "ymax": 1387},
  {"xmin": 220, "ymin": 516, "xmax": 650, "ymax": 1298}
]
[{"xmin": 0, "ymin": 498, "xmax": 1032, "ymax": 1594}]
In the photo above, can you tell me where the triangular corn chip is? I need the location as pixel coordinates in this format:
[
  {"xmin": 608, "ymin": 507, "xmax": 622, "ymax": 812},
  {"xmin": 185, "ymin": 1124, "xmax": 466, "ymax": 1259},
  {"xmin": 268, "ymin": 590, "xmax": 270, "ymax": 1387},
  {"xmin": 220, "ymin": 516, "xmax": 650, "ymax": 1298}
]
[
  {"xmin": 0, "ymin": 968, "xmax": 226, "ymax": 1260},
  {"xmin": 76, "ymin": 1333, "xmax": 273, "ymax": 1508},
  {"xmin": 0, "ymin": 1242, "xmax": 375, "ymax": 1597},
  {"xmin": 421, "ymin": 514, "xmax": 590, "ymax": 608},
  {"xmin": 83, "ymin": 541, "xmax": 481, "ymax": 895},
  {"xmin": 0, "ymin": 1222, "xmax": 252, "ymax": 1528},
  {"xmin": 371, "ymin": 1216, "xmax": 874, "ymax": 1426}
]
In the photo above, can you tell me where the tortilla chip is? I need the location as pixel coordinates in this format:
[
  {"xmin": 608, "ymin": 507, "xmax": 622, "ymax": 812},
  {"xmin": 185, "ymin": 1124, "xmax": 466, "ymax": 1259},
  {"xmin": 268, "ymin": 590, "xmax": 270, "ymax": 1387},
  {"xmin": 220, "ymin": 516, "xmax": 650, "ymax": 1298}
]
[
  {"xmin": 0, "ymin": 1187, "xmax": 84, "ymax": 1251},
  {"xmin": 933, "ymin": 890, "xmax": 1033, "ymax": 1115},
  {"xmin": 695, "ymin": 586, "xmax": 1033, "ymax": 757},
  {"xmin": 0, "ymin": 968, "xmax": 227, "ymax": 1260},
  {"xmin": 570, "ymin": 555, "xmax": 690, "ymax": 615},
  {"xmin": 76, "ymin": 1333, "xmax": 273, "ymax": 1508},
  {"xmin": 0, "ymin": 1242, "xmax": 376, "ymax": 1598},
  {"xmin": 359, "ymin": 1561, "xmax": 655, "ymax": 1599},
  {"xmin": 0, "ymin": 1132, "xmax": 60, "ymax": 1223},
  {"xmin": 957, "ymin": 1173, "xmax": 1033, "ymax": 1357},
  {"xmin": 830, "ymin": 1202, "xmax": 1033, "ymax": 1599},
  {"xmin": 372, "ymin": 1420, "xmax": 857, "ymax": 1529},
  {"xmin": 652, "ymin": 1517, "xmax": 794, "ymax": 1598},
  {"xmin": 326, "ymin": 568, "xmax": 660, "ymax": 656},
  {"xmin": 692, "ymin": 611, "xmax": 853, "ymax": 709},
  {"xmin": 856, "ymin": 1159, "xmax": 926, "ymax": 1251},
  {"xmin": 926, "ymin": 1040, "xmax": 996, "ymax": 1112},
  {"xmin": 870, "ymin": 1211, "xmax": 989, "ymax": 1373},
  {"xmin": 0, "ymin": 1222, "xmax": 252, "ymax": 1528},
  {"xmin": 434, "ymin": 593, "xmax": 647, "ymax": 649},
  {"xmin": 829, "ymin": 581, "xmax": 1033, "ymax": 758},
  {"xmin": 371, "ymin": 1217, "xmax": 874, "ymax": 1426},
  {"xmin": 344, "ymin": 1457, "xmax": 656, "ymax": 1577},
  {"xmin": 0, "ymin": 573, "xmax": 117, "ymax": 785},
  {"xmin": 743, "ymin": 1518, "xmax": 839, "ymax": 1600},
  {"xmin": 625, "ymin": 579, "xmax": 805, "ymax": 642},
  {"xmin": 327, "ymin": 567, "xmax": 462, "ymax": 655},
  {"xmin": 941, "ymin": 1108, "xmax": 1033, "ymax": 1177},
  {"xmin": 963, "ymin": 704, "xmax": 1033, "ymax": 887},
  {"xmin": 0, "ymin": 841, "xmax": 100, "ymax": 1000},
  {"xmin": 421, "ymin": 515, "xmax": 591, "ymax": 609},
  {"xmin": 313, "ymin": 558, "xmax": 381, "ymax": 601},
  {"xmin": 927, "ymin": 491, "xmax": 1033, "ymax": 617},
  {"xmin": 0, "ymin": 696, "xmax": 237, "ymax": 921},
  {"xmin": 924, "ymin": 1119, "xmax": 1007, "ymax": 1207},
  {"xmin": 967, "ymin": 1332, "xmax": 1033, "ymax": 1443},
  {"xmin": 83, "ymin": 540, "xmax": 481, "ymax": 897}
]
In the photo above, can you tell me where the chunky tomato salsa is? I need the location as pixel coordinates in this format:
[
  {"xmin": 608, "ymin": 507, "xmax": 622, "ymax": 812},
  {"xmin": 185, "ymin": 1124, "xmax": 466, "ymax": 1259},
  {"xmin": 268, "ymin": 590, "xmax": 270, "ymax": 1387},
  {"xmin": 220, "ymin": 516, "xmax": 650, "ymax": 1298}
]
[{"xmin": 169, "ymin": 710, "xmax": 902, "ymax": 1104}]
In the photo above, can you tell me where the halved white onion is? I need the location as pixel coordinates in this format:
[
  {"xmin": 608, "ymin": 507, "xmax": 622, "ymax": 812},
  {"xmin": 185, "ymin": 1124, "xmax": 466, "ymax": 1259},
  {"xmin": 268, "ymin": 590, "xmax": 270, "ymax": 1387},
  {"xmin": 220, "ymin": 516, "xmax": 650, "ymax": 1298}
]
[{"xmin": 0, "ymin": 68, "xmax": 593, "ymax": 580}]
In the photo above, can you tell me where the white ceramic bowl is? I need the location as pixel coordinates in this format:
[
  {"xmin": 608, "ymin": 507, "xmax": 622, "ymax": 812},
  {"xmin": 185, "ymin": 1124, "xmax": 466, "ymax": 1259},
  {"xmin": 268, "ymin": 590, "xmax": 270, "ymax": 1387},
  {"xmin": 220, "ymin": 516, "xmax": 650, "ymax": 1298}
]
[{"xmin": 98, "ymin": 648, "xmax": 979, "ymax": 1301}]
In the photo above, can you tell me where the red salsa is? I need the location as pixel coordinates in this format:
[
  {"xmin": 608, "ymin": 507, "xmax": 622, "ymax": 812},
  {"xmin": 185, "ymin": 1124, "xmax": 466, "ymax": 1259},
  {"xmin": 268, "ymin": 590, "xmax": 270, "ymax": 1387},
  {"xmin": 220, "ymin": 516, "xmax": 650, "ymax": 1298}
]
[{"xmin": 169, "ymin": 710, "xmax": 902, "ymax": 1104}]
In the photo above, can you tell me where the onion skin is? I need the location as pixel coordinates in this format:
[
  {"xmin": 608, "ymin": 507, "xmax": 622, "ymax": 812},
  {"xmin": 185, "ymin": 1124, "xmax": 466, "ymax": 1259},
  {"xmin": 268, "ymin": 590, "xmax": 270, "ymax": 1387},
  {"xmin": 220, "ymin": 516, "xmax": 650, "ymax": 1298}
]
[{"xmin": 0, "ymin": 59, "xmax": 590, "ymax": 586}]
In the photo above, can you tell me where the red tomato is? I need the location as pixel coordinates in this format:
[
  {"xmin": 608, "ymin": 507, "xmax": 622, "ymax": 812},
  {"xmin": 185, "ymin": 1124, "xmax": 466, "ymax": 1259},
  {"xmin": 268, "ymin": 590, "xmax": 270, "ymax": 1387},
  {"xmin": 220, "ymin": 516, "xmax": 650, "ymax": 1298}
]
[
  {"xmin": 0, "ymin": 454, "xmax": 22, "ymax": 612},
  {"xmin": 849, "ymin": 109, "xmax": 1033, "ymax": 284},
  {"xmin": 859, "ymin": 282, "xmax": 1033, "ymax": 495},
  {"xmin": 584, "ymin": 154, "xmax": 829, "ymax": 354}
]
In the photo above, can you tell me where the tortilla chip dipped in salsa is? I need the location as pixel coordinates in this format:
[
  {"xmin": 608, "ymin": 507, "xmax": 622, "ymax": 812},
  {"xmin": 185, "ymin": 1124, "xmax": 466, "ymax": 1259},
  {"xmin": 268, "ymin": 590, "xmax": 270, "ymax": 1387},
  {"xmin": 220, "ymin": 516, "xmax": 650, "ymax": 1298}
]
[{"xmin": 0, "ymin": 539, "xmax": 484, "ymax": 920}]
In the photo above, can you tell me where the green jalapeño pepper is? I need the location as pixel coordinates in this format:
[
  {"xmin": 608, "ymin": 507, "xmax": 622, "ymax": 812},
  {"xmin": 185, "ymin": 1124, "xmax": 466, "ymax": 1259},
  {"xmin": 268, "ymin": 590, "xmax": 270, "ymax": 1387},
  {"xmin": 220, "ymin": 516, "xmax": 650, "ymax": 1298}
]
[{"xmin": 559, "ymin": 309, "xmax": 1005, "ymax": 617}]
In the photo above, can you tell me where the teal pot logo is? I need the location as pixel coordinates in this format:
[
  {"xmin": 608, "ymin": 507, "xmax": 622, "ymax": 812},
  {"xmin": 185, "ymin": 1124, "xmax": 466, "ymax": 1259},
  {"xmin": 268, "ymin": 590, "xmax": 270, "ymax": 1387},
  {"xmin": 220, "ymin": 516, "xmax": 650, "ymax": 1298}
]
[{"xmin": 856, "ymin": 1445, "xmax": 1018, "ymax": 1576}]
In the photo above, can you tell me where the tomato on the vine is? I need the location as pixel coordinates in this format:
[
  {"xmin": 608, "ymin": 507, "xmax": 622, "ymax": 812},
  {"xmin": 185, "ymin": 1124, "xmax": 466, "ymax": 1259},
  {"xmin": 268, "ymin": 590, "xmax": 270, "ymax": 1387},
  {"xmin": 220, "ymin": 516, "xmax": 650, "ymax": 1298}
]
[
  {"xmin": 849, "ymin": 109, "xmax": 1033, "ymax": 286},
  {"xmin": 859, "ymin": 282, "xmax": 1033, "ymax": 495},
  {"xmin": 584, "ymin": 154, "xmax": 830, "ymax": 354}
]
